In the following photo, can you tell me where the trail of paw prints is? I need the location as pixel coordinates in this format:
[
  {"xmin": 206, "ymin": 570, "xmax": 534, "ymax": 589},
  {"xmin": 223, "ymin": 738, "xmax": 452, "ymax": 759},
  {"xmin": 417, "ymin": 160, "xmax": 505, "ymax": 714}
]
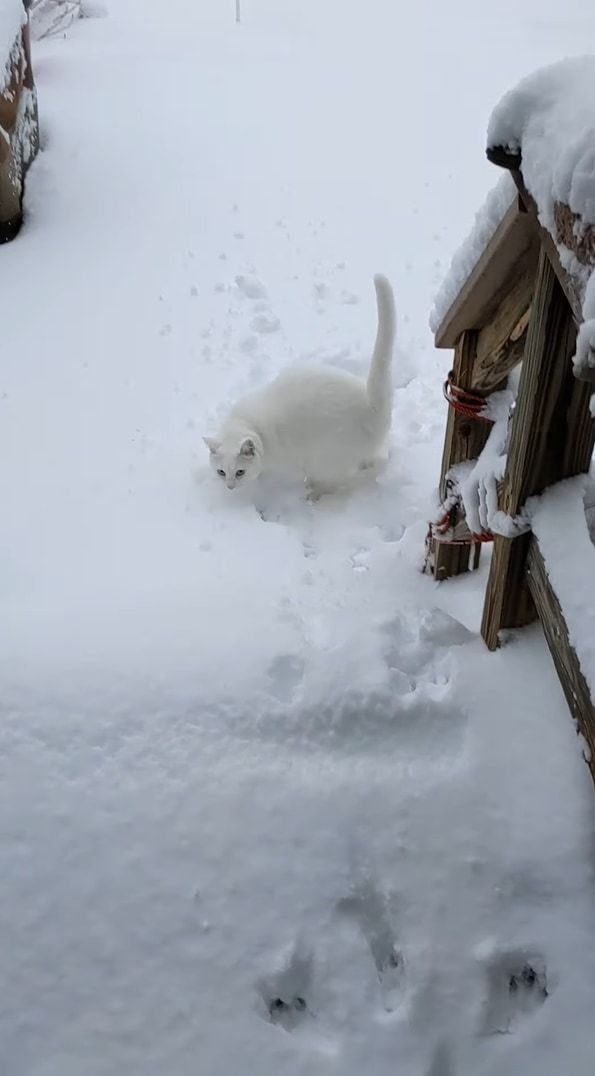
[
  {"xmin": 380, "ymin": 607, "xmax": 473, "ymax": 695},
  {"xmin": 336, "ymin": 876, "xmax": 406, "ymax": 1013},
  {"xmin": 480, "ymin": 947, "xmax": 549, "ymax": 1035}
]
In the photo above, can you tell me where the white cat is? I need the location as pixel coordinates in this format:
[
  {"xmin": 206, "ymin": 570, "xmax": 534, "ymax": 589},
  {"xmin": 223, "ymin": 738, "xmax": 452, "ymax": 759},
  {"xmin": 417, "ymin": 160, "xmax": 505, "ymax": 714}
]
[{"xmin": 204, "ymin": 274, "xmax": 396, "ymax": 496}]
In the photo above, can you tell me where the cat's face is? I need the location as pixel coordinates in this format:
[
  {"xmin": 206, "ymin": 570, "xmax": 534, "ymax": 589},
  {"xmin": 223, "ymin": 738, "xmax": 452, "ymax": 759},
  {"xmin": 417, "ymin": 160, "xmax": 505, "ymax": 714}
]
[{"xmin": 204, "ymin": 434, "xmax": 262, "ymax": 489}]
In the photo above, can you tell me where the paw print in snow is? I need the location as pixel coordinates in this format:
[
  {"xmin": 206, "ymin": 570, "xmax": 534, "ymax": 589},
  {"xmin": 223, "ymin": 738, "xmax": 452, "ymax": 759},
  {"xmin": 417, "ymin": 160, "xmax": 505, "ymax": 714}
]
[
  {"xmin": 257, "ymin": 944, "xmax": 314, "ymax": 1032},
  {"xmin": 481, "ymin": 948, "xmax": 549, "ymax": 1034}
]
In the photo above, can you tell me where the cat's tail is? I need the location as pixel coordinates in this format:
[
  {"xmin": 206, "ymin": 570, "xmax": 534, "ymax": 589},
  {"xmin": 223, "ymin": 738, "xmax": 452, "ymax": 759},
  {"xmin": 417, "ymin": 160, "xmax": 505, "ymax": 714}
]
[{"xmin": 367, "ymin": 273, "xmax": 396, "ymax": 422}]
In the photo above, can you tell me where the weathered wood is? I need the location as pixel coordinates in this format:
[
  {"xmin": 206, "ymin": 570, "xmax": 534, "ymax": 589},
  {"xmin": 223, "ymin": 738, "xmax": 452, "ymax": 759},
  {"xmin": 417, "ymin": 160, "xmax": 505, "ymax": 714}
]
[
  {"xmin": 481, "ymin": 532, "xmax": 535, "ymax": 649},
  {"xmin": 471, "ymin": 271, "xmax": 533, "ymax": 393},
  {"xmin": 435, "ymin": 199, "xmax": 538, "ymax": 349},
  {"xmin": 481, "ymin": 247, "xmax": 595, "ymax": 648},
  {"xmin": 554, "ymin": 203, "xmax": 595, "ymax": 269},
  {"xmin": 432, "ymin": 331, "xmax": 491, "ymax": 580},
  {"xmin": 487, "ymin": 148, "xmax": 584, "ymax": 325},
  {"xmin": 505, "ymin": 263, "xmax": 592, "ymax": 509},
  {"xmin": 0, "ymin": 16, "xmax": 38, "ymax": 242},
  {"xmin": 526, "ymin": 537, "xmax": 595, "ymax": 772},
  {"xmin": 486, "ymin": 145, "xmax": 521, "ymax": 172},
  {"xmin": 574, "ymin": 361, "xmax": 595, "ymax": 386}
]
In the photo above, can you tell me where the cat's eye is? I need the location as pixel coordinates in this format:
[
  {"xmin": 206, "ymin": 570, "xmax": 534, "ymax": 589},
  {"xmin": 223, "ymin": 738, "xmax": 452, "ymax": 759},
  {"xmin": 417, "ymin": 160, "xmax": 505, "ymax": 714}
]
[
  {"xmin": 235, "ymin": 469, "xmax": 245, "ymax": 478},
  {"xmin": 217, "ymin": 468, "xmax": 225, "ymax": 477}
]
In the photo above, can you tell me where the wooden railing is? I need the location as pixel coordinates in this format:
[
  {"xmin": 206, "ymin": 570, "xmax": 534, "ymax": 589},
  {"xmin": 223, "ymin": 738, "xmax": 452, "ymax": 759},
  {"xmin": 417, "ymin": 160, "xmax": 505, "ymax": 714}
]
[{"xmin": 430, "ymin": 149, "xmax": 595, "ymax": 781}]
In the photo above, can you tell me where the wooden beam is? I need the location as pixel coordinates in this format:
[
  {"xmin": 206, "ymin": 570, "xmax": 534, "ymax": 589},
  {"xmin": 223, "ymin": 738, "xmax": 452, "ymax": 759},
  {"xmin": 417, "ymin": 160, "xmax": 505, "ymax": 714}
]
[
  {"xmin": 486, "ymin": 147, "xmax": 583, "ymax": 324},
  {"xmin": 481, "ymin": 533, "xmax": 535, "ymax": 649},
  {"xmin": 481, "ymin": 247, "xmax": 595, "ymax": 648},
  {"xmin": 472, "ymin": 288, "xmax": 532, "ymax": 393},
  {"xmin": 435, "ymin": 199, "xmax": 538, "ymax": 348},
  {"xmin": 486, "ymin": 145, "xmax": 521, "ymax": 171},
  {"xmin": 526, "ymin": 538, "xmax": 595, "ymax": 774},
  {"xmin": 432, "ymin": 330, "xmax": 491, "ymax": 580}
]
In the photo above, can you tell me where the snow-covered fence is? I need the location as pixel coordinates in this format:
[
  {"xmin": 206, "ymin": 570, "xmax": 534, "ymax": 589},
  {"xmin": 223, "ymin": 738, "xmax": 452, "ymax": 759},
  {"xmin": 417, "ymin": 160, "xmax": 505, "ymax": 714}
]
[
  {"xmin": 0, "ymin": 0, "xmax": 39, "ymax": 242},
  {"xmin": 428, "ymin": 57, "xmax": 595, "ymax": 774}
]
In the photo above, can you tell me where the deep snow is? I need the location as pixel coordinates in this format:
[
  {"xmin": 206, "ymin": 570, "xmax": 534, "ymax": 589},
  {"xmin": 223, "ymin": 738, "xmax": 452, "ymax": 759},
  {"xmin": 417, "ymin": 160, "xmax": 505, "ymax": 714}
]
[
  {"xmin": 487, "ymin": 54, "xmax": 595, "ymax": 376},
  {"xmin": 3, "ymin": 2, "xmax": 595, "ymax": 1074}
]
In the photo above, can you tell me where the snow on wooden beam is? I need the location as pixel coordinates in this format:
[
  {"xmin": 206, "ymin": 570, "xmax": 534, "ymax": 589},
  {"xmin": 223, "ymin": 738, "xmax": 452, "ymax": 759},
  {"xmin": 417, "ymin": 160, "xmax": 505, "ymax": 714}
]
[
  {"xmin": 481, "ymin": 248, "xmax": 594, "ymax": 649},
  {"xmin": 434, "ymin": 198, "xmax": 538, "ymax": 349},
  {"xmin": 488, "ymin": 152, "xmax": 584, "ymax": 327},
  {"xmin": 526, "ymin": 537, "xmax": 595, "ymax": 775},
  {"xmin": 0, "ymin": 11, "xmax": 39, "ymax": 242}
]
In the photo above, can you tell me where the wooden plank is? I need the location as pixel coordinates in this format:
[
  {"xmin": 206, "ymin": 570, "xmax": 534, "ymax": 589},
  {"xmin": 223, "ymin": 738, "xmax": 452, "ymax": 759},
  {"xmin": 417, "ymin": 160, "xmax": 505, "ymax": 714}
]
[
  {"xmin": 481, "ymin": 247, "xmax": 595, "ymax": 649},
  {"xmin": 435, "ymin": 199, "xmax": 538, "ymax": 348},
  {"xmin": 0, "ymin": 19, "xmax": 38, "ymax": 242},
  {"xmin": 504, "ymin": 265, "xmax": 591, "ymax": 510},
  {"xmin": 481, "ymin": 532, "xmax": 535, "ymax": 649},
  {"xmin": 526, "ymin": 537, "xmax": 595, "ymax": 774},
  {"xmin": 472, "ymin": 299, "xmax": 532, "ymax": 393},
  {"xmin": 486, "ymin": 147, "xmax": 583, "ymax": 324},
  {"xmin": 433, "ymin": 330, "xmax": 491, "ymax": 580}
]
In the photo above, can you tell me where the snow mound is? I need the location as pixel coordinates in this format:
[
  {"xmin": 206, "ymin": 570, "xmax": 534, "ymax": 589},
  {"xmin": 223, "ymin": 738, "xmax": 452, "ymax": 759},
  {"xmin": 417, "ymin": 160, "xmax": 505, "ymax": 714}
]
[
  {"xmin": 429, "ymin": 173, "xmax": 516, "ymax": 334},
  {"xmin": 29, "ymin": 0, "xmax": 81, "ymax": 40},
  {"xmin": 488, "ymin": 56, "xmax": 595, "ymax": 374},
  {"xmin": 487, "ymin": 56, "xmax": 595, "ymax": 228}
]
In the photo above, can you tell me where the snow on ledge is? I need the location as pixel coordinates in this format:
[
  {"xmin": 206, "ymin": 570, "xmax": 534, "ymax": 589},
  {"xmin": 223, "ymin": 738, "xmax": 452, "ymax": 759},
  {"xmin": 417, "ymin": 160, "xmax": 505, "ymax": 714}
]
[
  {"xmin": 487, "ymin": 56, "xmax": 595, "ymax": 228},
  {"xmin": 429, "ymin": 172, "xmax": 516, "ymax": 334},
  {"xmin": 488, "ymin": 56, "xmax": 595, "ymax": 375},
  {"xmin": 528, "ymin": 475, "xmax": 595, "ymax": 699},
  {"xmin": 0, "ymin": 0, "xmax": 26, "ymax": 88}
]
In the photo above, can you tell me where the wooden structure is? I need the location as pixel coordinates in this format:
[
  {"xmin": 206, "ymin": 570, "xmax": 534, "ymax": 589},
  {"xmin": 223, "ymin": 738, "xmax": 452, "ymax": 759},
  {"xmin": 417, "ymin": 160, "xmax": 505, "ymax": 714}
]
[
  {"xmin": 429, "ymin": 146, "xmax": 595, "ymax": 776},
  {"xmin": 0, "ymin": 1, "xmax": 38, "ymax": 242}
]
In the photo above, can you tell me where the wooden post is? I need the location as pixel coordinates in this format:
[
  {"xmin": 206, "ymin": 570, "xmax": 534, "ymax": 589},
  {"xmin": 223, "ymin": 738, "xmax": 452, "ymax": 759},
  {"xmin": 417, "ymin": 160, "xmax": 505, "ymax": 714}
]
[
  {"xmin": 0, "ymin": 16, "xmax": 39, "ymax": 243},
  {"xmin": 487, "ymin": 148, "xmax": 583, "ymax": 323},
  {"xmin": 481, "ymin": 246, "xmax": 595, "ymax": 649},
  {"xmin": 526, "ymin": 538, "xmax": 595, "ymax": 774},
  {"xmin": 432, "ymin": 330, "xmax": 493, "ymax": 580}
]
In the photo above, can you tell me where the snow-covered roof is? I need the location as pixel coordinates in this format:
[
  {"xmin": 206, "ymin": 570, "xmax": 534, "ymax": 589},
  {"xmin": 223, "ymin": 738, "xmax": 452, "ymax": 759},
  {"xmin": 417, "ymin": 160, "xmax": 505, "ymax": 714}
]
[{"xmin": 487, "ymin": 56, "xmax": 595, "ymax": 376}]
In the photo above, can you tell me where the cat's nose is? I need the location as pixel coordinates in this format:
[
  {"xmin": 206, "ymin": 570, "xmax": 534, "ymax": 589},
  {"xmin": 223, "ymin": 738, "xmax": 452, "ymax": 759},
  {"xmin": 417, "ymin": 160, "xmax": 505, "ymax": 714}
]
[{"xmin": 226, "ymin": 480, "xmax": 235, "ymax": 490}]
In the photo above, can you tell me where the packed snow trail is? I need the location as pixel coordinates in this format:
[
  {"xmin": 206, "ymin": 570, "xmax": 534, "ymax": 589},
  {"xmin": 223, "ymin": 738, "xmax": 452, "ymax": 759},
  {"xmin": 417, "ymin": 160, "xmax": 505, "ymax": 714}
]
[{"xmin": 2, "ymin": 2, "xmax": 595, "ymax": 1074}]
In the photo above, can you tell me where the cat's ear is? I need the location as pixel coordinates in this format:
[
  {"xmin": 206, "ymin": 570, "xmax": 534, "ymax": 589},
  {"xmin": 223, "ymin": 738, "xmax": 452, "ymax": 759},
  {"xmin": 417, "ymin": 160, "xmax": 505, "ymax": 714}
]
[
  {"xmin": 203, "ymin": 436, "xmax": 219, "ymax": 454},
  {"xmin": 240, "ymin": 438, "xmax": 256, "ymax": 458}
]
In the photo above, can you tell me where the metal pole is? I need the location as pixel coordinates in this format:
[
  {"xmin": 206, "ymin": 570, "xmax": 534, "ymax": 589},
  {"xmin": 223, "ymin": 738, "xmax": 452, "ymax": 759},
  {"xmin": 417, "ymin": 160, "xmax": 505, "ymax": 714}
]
[{"xmin": 235, "ymin": 0, "xmax": 241, "ymax": 23}]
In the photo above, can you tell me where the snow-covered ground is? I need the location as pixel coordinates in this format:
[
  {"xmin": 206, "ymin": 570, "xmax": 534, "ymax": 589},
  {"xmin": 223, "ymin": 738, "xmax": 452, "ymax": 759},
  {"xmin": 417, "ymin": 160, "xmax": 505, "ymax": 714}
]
[{"xmin": 3, "ymin": 2, "xmax": 595, "ymax": 1073}]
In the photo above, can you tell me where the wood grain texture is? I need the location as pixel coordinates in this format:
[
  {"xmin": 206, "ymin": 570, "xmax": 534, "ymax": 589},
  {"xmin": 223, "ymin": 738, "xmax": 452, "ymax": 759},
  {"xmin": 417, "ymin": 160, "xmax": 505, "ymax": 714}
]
[
  {"xmin": 481, "ymin": 248, "xmax": 595, "ymax": 649},
  {"xmin": 504, "ymin": 252, "xmax": 591, "ymax": 512},
  {"xmin": 433, "ymin": 331, "xmax": 490, "ymax": 580},
  {"xmin": 481, "ymin": 533, "xmax": 535, "ymax": 650},
  {"xmin": 435, "ymin": 199, "xmax": 538, "ymax": 348},
  {"xmin": 527, "ymin": 538, "xmax": 595, "ymax": 774},
  {"xmin": 472, "ymin": 296, "xmax": 532, "ymax": 393}
]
